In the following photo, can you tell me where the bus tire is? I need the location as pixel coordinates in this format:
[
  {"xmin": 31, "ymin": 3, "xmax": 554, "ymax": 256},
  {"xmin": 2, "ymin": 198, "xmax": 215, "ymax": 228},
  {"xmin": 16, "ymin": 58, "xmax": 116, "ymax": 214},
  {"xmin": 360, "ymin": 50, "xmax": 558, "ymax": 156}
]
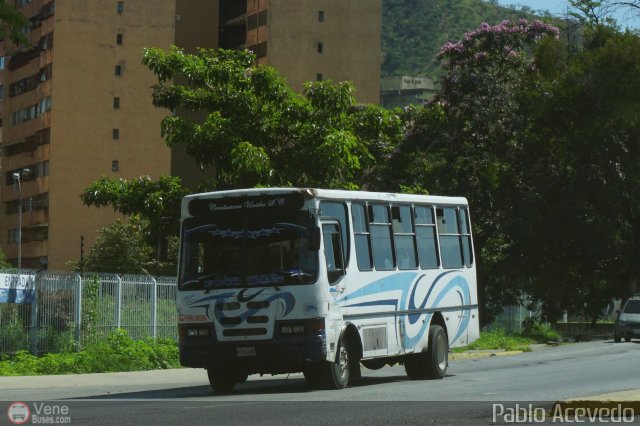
[
  {"xmin": 207, "ymin": 367, "xmax": 237, "ymax": 394},
  {"xmin": 404, "ymin": 324, "xmax": 448, "ymax": 380},
  {"xmin": 323, "ymin": 339, "xmax": 350, "ymax": 389},
  {"xmin": 425, "ymin": 324, "xmax": 448, "ymax": 379}
]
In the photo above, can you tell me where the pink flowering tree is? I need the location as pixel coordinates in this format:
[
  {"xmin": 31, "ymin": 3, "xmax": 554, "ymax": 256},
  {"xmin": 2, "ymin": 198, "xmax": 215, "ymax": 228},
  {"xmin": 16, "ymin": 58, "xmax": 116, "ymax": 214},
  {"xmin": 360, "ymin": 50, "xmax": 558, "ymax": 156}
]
[
  {"xmin": 396, "ymin": 20, "xmax": 559, "ymax": 324},
  {"xmin": 436, "ymin": 19, "xmax": 559, "ymax": 130}
]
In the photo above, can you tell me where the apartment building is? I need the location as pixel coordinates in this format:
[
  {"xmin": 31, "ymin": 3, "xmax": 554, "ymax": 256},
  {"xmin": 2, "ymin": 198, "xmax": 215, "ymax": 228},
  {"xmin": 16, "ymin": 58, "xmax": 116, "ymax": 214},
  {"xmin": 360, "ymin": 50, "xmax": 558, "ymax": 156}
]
[{"xmin": 0, "ymin": 0, "xmax": 381, "ymax": 270}]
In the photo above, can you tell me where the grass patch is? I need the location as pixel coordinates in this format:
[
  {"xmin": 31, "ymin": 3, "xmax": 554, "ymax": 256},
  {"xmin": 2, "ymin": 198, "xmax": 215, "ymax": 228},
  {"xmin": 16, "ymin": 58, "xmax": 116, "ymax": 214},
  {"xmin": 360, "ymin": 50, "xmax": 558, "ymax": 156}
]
[
  {"xmin": 454, "ymin": 322, "xmax": 562, "ymax": 353},
  {"xmin": 460, "ymin": 329, "xmax": 534, "ymax": 352},
  {"xmin": 0, "ymin": 329, "xmax": 179, "ymax": 376}
]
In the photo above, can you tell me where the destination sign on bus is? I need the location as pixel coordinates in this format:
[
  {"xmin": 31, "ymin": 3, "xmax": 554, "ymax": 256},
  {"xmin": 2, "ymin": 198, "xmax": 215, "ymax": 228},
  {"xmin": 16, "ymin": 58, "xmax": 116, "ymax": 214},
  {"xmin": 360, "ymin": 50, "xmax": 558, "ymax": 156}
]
[{"xmin": 188, "ymin": 193, "xmax": 305, "ymax": 216}]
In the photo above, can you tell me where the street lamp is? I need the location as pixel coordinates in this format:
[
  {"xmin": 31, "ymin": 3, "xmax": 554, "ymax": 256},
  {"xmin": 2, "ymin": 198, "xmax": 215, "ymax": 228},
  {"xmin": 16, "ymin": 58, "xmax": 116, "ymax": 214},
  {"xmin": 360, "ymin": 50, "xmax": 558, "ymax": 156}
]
[{"xmin": 12, "ymin": 168, "xmax": 30, "ymax": 273}]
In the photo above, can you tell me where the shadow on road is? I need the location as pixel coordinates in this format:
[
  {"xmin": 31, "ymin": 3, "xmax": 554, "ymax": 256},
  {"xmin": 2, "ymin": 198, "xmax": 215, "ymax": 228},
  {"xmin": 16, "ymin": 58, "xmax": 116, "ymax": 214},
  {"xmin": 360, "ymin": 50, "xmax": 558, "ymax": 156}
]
[{"xmin": 71, "ymin": 373, "xmax": 428, "ymax": 400}]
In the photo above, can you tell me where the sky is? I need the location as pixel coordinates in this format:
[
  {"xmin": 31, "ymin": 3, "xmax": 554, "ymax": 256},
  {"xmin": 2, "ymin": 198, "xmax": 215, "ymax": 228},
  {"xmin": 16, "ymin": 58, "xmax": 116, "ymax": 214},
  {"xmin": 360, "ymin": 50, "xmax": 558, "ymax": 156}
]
[{"xmin": 495, "ymin": 0, "xmax": 640, "ymax": 28}]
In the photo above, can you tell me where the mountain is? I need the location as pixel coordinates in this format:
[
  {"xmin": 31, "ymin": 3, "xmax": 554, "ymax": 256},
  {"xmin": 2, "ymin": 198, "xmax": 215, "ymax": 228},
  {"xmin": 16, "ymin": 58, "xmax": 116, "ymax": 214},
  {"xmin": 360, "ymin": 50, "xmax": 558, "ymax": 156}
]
[{"xmin": 382, "ymin": 0, "xmax": 547, "ymax": 78}]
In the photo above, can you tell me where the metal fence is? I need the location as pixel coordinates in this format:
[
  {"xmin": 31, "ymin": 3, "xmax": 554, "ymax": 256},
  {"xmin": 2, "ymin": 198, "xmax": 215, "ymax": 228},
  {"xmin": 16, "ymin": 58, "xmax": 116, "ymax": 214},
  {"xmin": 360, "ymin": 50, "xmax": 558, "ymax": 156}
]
[{"xmin": 0, "ymin": 271, "xmax": 177, "ymax": 355}]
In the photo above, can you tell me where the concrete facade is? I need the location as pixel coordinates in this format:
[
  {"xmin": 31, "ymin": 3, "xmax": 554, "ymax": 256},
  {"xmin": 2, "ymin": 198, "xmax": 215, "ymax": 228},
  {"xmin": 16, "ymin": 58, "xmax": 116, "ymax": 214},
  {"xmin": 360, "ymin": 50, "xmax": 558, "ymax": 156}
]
[{"xmin": 0, "ymin": 0, "xmax": 381, "ymax": 270}]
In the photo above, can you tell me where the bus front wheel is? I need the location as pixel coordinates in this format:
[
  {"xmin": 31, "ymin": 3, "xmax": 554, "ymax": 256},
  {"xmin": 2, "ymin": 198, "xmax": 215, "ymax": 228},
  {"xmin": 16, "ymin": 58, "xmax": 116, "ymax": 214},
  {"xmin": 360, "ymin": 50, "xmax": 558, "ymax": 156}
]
[{"xmin": 324, "ymin": 339, "xmax": 351, "ymax": 389}]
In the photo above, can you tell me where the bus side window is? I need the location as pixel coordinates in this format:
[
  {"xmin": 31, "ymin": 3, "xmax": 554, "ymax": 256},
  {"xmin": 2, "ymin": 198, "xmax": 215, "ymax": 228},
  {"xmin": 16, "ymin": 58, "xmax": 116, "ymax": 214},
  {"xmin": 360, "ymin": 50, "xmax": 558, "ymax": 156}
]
[
  {"xmin": 437, "ymin": 207, "xmax": 463, "ymax": 269},
  {"xmin": 319, "ymin": 201, "xmax": 350, "ymax": 266},
  {"xmin": 415, "ymin": 206, "xmax": 439, "ymax": 269},
  {"xmin": 352, "ymin": 203, "xmax": 373, "ymax": 270},
  {"xmin": 369, "ymin": 204, "xmax": 394, "ymax": 270},
  {"xmin": 392, "ymin": 205, "xmax": 417, "ymax": 270},
  {"xmin": 323, "ymin": 223, "xmax": 345, "ymax": 284},
  {"xmin": 460, "ymin": 208, "xmax": 473, "ymax": 267}
]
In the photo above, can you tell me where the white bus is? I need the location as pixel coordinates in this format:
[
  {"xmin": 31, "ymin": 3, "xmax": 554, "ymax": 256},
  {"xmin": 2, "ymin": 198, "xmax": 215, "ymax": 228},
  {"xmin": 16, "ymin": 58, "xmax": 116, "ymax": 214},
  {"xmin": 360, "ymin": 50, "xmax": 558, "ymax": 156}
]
[{"xmin": 177, "ymin": 188, "xmax": 479, "ymax": 392}]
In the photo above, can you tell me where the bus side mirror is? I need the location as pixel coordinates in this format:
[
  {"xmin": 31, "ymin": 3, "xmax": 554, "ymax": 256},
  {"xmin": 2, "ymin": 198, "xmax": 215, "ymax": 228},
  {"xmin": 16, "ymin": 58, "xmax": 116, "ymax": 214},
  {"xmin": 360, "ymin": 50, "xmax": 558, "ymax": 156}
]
[{"xmin": 308, "ymin": 227, "xmax": 320, "ymax": 251}]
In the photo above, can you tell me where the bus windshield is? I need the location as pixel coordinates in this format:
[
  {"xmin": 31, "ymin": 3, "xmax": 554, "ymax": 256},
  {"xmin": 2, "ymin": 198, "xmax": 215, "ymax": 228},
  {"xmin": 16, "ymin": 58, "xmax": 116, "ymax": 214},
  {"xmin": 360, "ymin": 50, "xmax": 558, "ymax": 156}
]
[{"xmin": 179, "ymin": 212, "xmax": 318, "ymax": 290}]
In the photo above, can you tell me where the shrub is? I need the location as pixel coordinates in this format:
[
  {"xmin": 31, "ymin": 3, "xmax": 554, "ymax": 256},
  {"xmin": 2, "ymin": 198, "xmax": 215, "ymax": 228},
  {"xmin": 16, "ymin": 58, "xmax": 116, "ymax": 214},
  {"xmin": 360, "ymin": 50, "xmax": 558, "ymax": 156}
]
[
  {"xmin": 0, "ymin": 329, "xmax": 179, "ymax": 376},
  {"xmin": 521, "ymin": 318, "xmax": 561, "ymax": 342}
]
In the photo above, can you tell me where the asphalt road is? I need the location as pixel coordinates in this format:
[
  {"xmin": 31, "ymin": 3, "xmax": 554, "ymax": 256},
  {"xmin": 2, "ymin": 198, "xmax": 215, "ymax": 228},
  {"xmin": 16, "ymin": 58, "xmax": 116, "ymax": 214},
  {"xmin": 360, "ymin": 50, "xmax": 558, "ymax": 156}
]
[{"xmin": 2, "ymin": 339, "xmax": 639, "ymax": 425}]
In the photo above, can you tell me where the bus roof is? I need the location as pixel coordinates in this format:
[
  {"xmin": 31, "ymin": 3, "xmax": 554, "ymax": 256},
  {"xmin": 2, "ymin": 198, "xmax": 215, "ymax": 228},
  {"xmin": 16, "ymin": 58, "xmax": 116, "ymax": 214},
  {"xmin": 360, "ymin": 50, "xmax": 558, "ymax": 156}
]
[{"xmin": 181, "ymin": 188, "xmax": 469, "ymax": 217}]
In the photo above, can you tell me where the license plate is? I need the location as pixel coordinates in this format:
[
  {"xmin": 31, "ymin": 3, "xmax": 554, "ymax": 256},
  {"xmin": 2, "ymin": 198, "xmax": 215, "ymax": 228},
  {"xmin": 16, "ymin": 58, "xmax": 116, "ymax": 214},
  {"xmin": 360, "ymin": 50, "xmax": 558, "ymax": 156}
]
[{"xmin": 237, "ymin": 346, "xmax": 256, "ymax": 357}]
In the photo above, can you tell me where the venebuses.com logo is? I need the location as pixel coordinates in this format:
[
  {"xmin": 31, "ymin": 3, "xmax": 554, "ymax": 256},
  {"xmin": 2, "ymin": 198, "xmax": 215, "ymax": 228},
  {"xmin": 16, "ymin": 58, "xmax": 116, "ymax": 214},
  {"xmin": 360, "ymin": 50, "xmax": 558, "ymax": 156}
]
[
  {"xmin": 6, "ymin": 401, "xmax": 72, "ymax": 424},
  {"xmin": 7, "ymin": 402, "xmax": 30, "ymax": 425}
]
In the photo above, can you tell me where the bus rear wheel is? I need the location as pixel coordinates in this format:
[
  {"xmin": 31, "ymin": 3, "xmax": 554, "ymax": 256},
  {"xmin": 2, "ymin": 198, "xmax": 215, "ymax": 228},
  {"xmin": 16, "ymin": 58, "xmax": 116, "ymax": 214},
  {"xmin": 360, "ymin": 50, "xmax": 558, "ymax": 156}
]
[{"xmin": 404, "ymin": 324, "xmax": 448, "ymax": 380}]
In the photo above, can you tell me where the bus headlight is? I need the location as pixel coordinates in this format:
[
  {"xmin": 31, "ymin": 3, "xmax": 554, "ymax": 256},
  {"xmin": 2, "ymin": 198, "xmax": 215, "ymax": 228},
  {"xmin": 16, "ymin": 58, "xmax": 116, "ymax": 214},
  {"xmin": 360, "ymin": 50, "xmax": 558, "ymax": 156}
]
[{"xmin": 186, "ymin": 327, "xmax": 210, "ymax": 337}]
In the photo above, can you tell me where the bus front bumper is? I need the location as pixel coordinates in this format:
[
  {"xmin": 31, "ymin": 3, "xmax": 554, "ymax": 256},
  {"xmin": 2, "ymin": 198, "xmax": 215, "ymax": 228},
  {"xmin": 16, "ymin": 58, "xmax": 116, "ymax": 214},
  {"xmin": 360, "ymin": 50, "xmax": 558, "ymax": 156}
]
[{"xmin": 179, "ymin": 327, "xmax": 327, "ymax": 374}]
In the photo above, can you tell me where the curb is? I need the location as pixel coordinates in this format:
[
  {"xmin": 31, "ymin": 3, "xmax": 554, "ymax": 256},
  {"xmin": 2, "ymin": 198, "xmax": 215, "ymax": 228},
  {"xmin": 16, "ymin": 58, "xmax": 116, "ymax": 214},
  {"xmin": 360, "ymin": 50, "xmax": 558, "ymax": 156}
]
[
  {"xmin": 553, "ymin": 390, "xmax": 640, "ymax": 415},
  {"xmin": 450, "ymin": 350, "xmax": 524, "ymax": 360}
]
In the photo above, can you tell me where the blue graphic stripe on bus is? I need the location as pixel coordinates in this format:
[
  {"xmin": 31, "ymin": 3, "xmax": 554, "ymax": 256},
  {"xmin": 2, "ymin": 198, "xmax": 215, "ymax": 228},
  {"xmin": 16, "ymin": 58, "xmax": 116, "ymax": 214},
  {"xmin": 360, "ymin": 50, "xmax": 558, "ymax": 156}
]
[
  {"xmin": 335, "ymin": 271, "xmax": 470, "ymax": 348},
  {"xmin": 190, "ymin": 288, "xmax": 296, "ymax": 328},
  {"xmin": 189, "ymin": 292, "xmax": 236, "ymax": 306},
  {"xmin": 334, "ymin": 272, "xmax": 418, "ymax": 305},
  {"xmin": 238, "ymin": 288, "xmax": 267, "ymax": 302},
  {"xmin": 406, "ymin": 271, "xmax": 458, "ymax": 325},
  {"xmin": 402, "ymin": 275, "xmax": 470, "ymax": 348},
  {"xmin": 345, "ymin": 299, "xmax": 401, "ymax": 308}
]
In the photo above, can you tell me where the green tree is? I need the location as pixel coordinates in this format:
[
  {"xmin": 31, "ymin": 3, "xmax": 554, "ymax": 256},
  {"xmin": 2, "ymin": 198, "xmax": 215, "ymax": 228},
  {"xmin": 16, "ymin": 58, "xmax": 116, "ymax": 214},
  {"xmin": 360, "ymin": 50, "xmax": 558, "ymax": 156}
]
[
  {"xmin": 511, "ymin": 26, "xmax": 640, "ymax": 322},
  {"xmin": 0, "ymin": 247, "xmax": 11, "ymax": 269},
  {"xmin": 142, "ymin": 47, "xmax": 405, "ymax": 191},
  {"xmin": 83, "ymin": 219, "xmax": 151, "ymax": 274},
  {"xmin": 81, "ymin": 175, "xmax": 188, "ymax": 260},
  {"xmin": 0, "ymin": 0, "xmax": 28, "ymax": 46}
]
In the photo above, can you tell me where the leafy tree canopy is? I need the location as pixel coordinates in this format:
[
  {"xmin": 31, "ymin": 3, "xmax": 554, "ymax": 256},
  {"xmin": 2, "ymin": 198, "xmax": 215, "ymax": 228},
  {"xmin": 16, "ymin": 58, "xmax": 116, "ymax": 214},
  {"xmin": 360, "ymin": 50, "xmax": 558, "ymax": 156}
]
[
  {"xmin": 142, "ymin": 46, "xmax": 406, "ymax": 191},
  {"xmin": 81, "ymin": 175, "xmax": 188, "ymax": 259},
  {"xmin": 0, "ymin": 0, "xmax": 28, "ymax": 46}
]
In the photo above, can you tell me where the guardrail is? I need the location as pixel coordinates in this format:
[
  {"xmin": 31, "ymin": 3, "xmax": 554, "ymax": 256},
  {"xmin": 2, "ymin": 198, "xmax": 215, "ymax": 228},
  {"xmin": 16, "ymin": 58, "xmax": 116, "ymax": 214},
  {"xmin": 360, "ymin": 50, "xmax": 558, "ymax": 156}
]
[{"xmin": 0, "ymin": 270, "xmax": 177, "ymax": 355}]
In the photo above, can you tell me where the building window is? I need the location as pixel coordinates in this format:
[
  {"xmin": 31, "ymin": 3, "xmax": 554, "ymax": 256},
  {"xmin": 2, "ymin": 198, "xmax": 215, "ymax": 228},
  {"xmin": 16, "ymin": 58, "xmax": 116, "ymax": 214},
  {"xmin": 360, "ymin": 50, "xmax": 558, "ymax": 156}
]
[
  {"xmin": 318, "ymin": 10, "xmax": 324, "ymax": 22},
  {"xmin": 316, "ymin": 73, "xmax": 323, "ymax": 81},
  {"xmin": 112, "ymin": 160, "xmax": 119, "ymax": 172},
  {"xmin": 317, "ymin": 42, "xmax": 323, "ymax": 54},
  {"xmin": 117, "ymin": 1, "xmax": 124, "ymax": 14},
  {"xmin": 115, "ymin": 65, "xmax": 122, "ymax": 76},
  {"xmin": 0, "ymin": 56, "xmax": 6, "ymax": 71},
  {"xmin": 257, "ymin": 10, "xmax": 267, "ymax": 26},
  {"xmin": 247, "ymin": 14, "xmax": 258, "ymax": 30},
  {"xmin": 112, "ymin": 129, "xmax": 119, "ymax": 139},
  {"xmin": 7, "ymin": 228, "xmax": 19, "ymax": 244},
  {"xmin": 251, "ymin": 41, "xmax": 267, "ymax": 59},
  {"xmin": 116, "ymin": 33, "xmax": 123, "ymax": 45},
  {"xmin": 113, "ymin": 97, "xmax": 120, "ymax": 109}
]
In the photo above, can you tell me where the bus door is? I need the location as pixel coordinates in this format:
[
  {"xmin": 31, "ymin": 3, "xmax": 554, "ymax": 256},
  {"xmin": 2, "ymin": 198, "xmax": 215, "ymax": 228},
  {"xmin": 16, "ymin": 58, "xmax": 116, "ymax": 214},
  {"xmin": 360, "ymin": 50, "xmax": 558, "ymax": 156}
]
[{"xmin": 321, "ymin": 221, "xmax": 347, "ymax": 295}]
